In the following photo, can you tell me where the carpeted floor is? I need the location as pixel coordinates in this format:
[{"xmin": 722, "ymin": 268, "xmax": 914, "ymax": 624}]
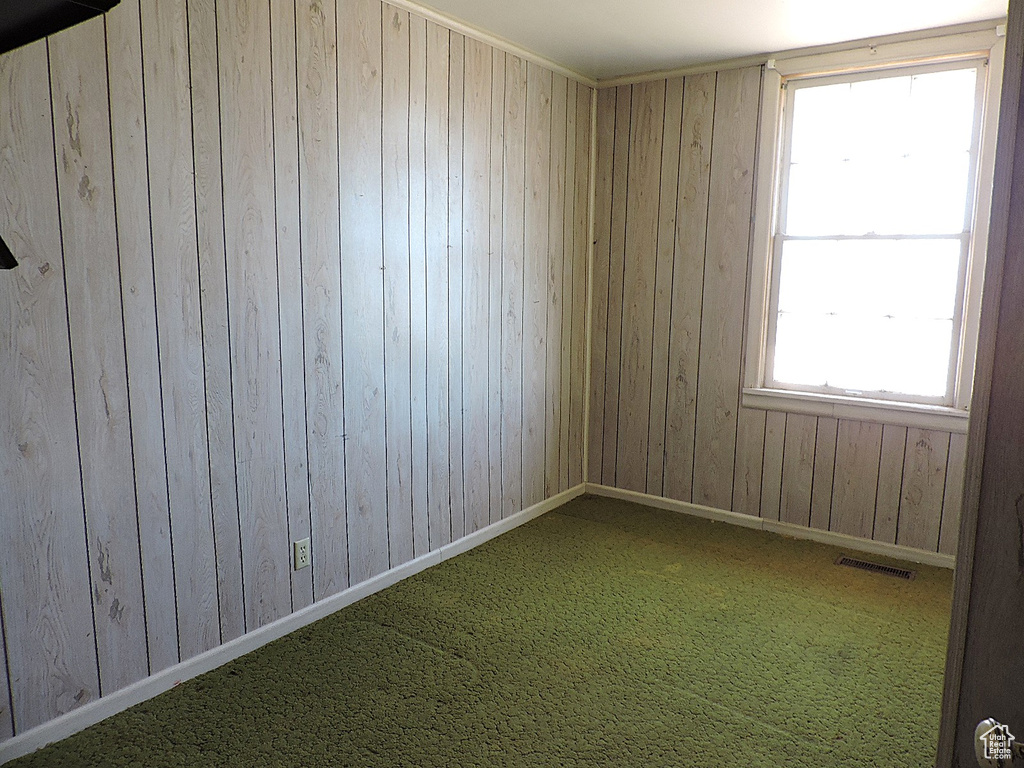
[{"xmin": 9, "ymin": 495, "xmax": 953, "ymax": 767}]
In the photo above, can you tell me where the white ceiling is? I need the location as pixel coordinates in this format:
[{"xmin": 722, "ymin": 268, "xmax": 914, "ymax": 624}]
[{"xmin": 416, "ymin": 0, "xmax": 1008, "ymax": 81}]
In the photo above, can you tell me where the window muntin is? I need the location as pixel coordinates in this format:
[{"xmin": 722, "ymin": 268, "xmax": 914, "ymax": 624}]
[{"xmin": 764, "ymin": 60, "xmax": 987, "ymax": 407}]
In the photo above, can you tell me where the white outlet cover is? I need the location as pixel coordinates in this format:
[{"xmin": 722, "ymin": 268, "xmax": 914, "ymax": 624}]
[{"xmin": 293, "ymin": 538, "xmax": 311, "ymax": 570}]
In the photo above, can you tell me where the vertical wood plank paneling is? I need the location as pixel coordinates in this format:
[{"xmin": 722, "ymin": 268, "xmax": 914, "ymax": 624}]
[
  {"xmin": 558, "ymin": 79, "xmax": 577, "ymax": 490},
  {"xmin": 186, "ymin": 0, "xmax": 246, "ymax": 643},
  {"xmin": 897, "ymin": 428, "xmax": 950, "ymax": 551},
  {"xmin": 339, "ymin": 0, "xmax": 389, "ymax": 580},
  {"xmin": 140, "ymin": 0, "xmax": 221, "ymax": 659},
  {"xmin": 587, "ymin": 87, "xmax": 615, "ymax": 483},
  {"xmin": 615, "ymin": 80, "xmax": 665, "ymax": 492},
  {"xmin": 296, "ymin": 0, "xmax": 348, "ymax": 598},
  {"xmin": 408, "ymin": 13, "xmax": 430, "ymax": 555},
  {"xmin": 269, "ymin": 0, "xmax": 313, "ymax": 610},
  {"xmin": 218, "ymin": 0, "xmax": 292, "ymax": 628},
  {"xmin": 49, "ymin": 17, "xmax": 149, "ymax": 694},
  {"xmin": 448, "ymin": 33, "xmax": 467, "ymax": 541},
  {"xmin": 601, "ymin": 85, "xmax": 630, "ymax": 486},
  {"xmin": 568, "ymin": 85, "xmax": 590, "ymax": 487},
  {"xmin": 0, "ymin": 611, "xmax": 10, "ymax": 739},
  {"xmin": 424, "ymin": 21, "xmax": 451, "ymax": 547},
  {"xmin": 544, "ymin": 73, "xmax": 567, "ymax": 495},
  {"xmin": 759, "ymin": 410, "xmax": 785, "ymax": 521},
  {"xmin": 873, "ymin": 425, "xmax": 908, "ymax": 544},
  {"xmin": 501, "ymin": 54, "xmax": 526, "ymax": 518},
  {"xmin": 646, "ymin": 78, "xmax": 684, "ymax": 497},
  {"xmin": 940, "ymin": 432, "xmax": 968, "ymax": 555},
  {"xmin": 523, "ymin": 62, "xmax": 551, "ymax": 508},
  {"xmin": 0, "ymin": 38, "xmax": 100, "ymax": 732},
  {"xmin": 732, "ymin": 408, "xmax": 766, "ymax": 517},
  {"xmin": 462, "ymin": 36, "xmax": 491, "ymax": 533},
  {"xmin": 486, "ymin": 49, "xmax": 505, "ymax": 525},
  {"xmin": 382, "ymin": 3, "xmax": 414, "ymax": 565},
  {"xmin": 104, "ymin": 0, "xmax": 178, "ymax": 674},
  {"xmin": 809, "ymin": 417, "xmax": 838, "ymax": 531},
  {"xmin": 692, "ymin": 66, "xmax": 760, "ymax": 511},
  {"xmin": 830, "ymin": 420, "xmax": 883, "ymax": 539},
  {"xmin": 663, "ymin": 71, "xmax": 715, "ymax": 503},
  {"xmin": 779, "ymin": 413, "xmax": 816, "ymax": 526}
]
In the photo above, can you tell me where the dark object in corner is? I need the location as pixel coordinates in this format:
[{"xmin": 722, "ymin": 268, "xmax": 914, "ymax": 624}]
[
  {"xmin": 0, "ymin": 1, "xmax": 120, "ymax": 56},
  {"xmin": 0, "ymin": 236, "xmax": 17, "ymax": 270}
]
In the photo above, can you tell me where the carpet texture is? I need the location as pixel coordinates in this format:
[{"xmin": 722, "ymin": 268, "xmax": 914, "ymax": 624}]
[{"xmin": 9, "ymin": 496, "xmax": 953, "ymax": 767}]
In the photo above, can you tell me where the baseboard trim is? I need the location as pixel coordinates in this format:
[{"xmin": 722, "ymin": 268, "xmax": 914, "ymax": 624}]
[
  {"xmin": 0, "ymin": 484, "xmax": 585, "ymax": 765},
  {"xmin": 583, "ymin": 483, "xmax": 956, "ymax": 569}
]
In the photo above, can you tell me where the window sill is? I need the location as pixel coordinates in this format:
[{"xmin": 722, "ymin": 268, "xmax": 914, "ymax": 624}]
[{"xmin": 741, "ymin": 388, "xmax": 970, "ymax": 434}]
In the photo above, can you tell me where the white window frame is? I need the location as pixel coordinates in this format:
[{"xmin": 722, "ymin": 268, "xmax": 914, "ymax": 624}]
[{"xmin": 742, "ymin": 25, "xmax": 1006, "ymax": 435}]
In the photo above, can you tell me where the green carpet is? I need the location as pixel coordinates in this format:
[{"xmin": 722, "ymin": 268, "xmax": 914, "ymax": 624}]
[{"xmin": 9, "ymin": 495, "xmax": 953, "ymax": 767}]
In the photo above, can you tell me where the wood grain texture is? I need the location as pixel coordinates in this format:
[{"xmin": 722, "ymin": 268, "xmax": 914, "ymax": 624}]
[
  {"xmin": 486, "ymin": 49, "xmax": 505, "ymax": 526},
  {"xmin": 424, "ymin": 21, "xmax": 452, "ymax": 547},
  {"xmin": 0, "ymin": 609, "xmax": 10, "ymax": 739},
  {"xmin": 523, "ymin": 62, "xmax": 551, "ymax": 509},
  {"xmin": 759, "ymin": 410, "xmax": 786, "ymax": 521},
  {"xmin": 646, "ymin": 77, "xmax": 684, "ymax": 497},
  {"xmin": 780, "ymin": 413, "xmax": 816, "ymax": 527},
  {"xmin": 186, "ymin": 0, "xmax": 246, "ymax": 642},
  {"xmin": 615, "ymin": 80, "xmax": 665, "ymax": 493},
  {"xmin": 382, "ymin": 3, "xmax": 415, "ymax": 565},
  {"xmin": 544, "ymin": 73, "xmax": 567, "ymax": 496},
  {"xmin": 218, "ymin": 0, "xmax": 292, "ymax": 629},
  {"xmin": 340, "ymin": 0, "xmax": 389, "ymax": 581},
  {"xmin": 830, "ymin": 420, "xmax": 883, "ymax": 539},
  {"xmin": 296, "ymin": 0, "xmax": 349, "ymax": 598},
  {"xmin": 587, "ymin": 87, "xmax": 616, "ymax": 483},
  {"xmin": 270, "ymin": 0, "xmax": 313, "ymax": 611},
  {"xmin": 662, "ymin": 72, "xmax": 715, "ymax": 503},
  {"xmin": 0, "ymin": 37, "xmax": 100, "ymax": 732},
  {"xmin": 873, "ymin": 425, "xmax": 908, "ymax": 544},
  {"xmin": 408, "ymin": 13, "xmax": 430, "ymax": 554},
  {"xmin": 140, "ymin": 0, "xmax": 221, "ymax": 659},
  {"xmin": 732, "ymin": 408, "xmax": 766, "ymax": 517},
  {"xmin": 568, "ymin": 84, "xmax": 590, "ymax": 488},
  {"xmin": 896, "ymin": 428, "xmax": 949, "ymax": 551},
  {"xmin": 600, "ymin": 85, "xmax": 631, "ymax": 486},
  {"xmin": 104, "ymin": 0, "xmax": 178, "ymax": 674},
  {"xmin": 462, "ymin": 36, "xmax": 491, "ymax": 533},
  {"xmin": 692, "ymin": 66, "xmax": 760, "ymax": 510},
  {"xmin": 559, "ymin": 79, "xmax": 578, "ymax": 491},
  {"xmin": 49, "ymin": 17, "xmax": 149, "ymax": 694},
  {"xmin": 501, "ymin": 54, "xmax": 526, "ymax": 519},
  {"xmin": 448, "ymin": 33, "xmax": 467, "ymax": 541},
  {"xmin": 809, "ymin": 417, "xmax": 838, "ymax": 531},
  {"xmin": 939, "ymin": 431, "xmax": 967, "ymax": 556}
]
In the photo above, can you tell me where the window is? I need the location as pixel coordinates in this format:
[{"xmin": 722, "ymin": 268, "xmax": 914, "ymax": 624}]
[{"xmin": 744, "ymin": 28, "xmax": 1005, "ymax": 433}]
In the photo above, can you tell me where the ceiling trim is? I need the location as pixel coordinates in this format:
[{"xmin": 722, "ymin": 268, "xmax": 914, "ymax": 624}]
[
  {"xmin": 596, "ymin": 17, "xmax": 1006, "ymax": 88},
  {"xmin": 383, "ymin": 0, "xmax": 597, "ymax": 86}
]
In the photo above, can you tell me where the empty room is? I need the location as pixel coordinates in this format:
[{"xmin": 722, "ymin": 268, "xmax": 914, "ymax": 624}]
[{"xmin": 2, "ymin": 0, "xmax": 1023, "ymax": 766}]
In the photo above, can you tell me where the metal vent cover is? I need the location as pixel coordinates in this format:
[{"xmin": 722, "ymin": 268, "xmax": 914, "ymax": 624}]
[{"xmin": 835, "ymin": 555, "xmax": 916, "ymax": 581}]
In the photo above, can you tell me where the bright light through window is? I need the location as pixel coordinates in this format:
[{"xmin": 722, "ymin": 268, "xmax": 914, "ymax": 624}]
[{"xmin": 770, "ymin": 64, "xmax": 981, "ymax": 403}]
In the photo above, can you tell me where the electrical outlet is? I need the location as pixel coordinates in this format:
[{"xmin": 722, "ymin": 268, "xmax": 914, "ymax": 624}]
[{"xmin": 293, "ymin": 538, "xmax": 311, "ymax": 570}]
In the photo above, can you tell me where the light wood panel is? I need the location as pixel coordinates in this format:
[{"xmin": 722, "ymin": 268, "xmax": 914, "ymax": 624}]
[
  {"xmin": 809, "ymin": 417, "xmax": 838, "ymax": 531},
  {"xmin": 140, "ymin": 0, "xmax": 221, "ymax": 659},
  {"xmin": 873, "ymin": 425, "xmax": 908, "ymax": 544},
  {"xmin": 939, "ymin": 432, "xmax": 967, "ymax": 556},
  {"xmin": 340, "ymin": 0, "xmax": 390, "ymax": 580},
  {"xmin": 0, "ymin": 37, "xmax": 99, "ymax": 732},
  {"xmin": 49, "ymin": 17, "xmax": 149, "ymax": 694},
  {"xmin": 733, "ymin": 408, "xmax": 766, "ymax": 517},
  {"xmin": 105, "ymin": 0, "xmax": 179, "ymax": 674},
  {"xmin": 780, "ymin": 413, "xmax": 816, "ymax": 527},
  {"xmin": 615, "ymin": 80, "xmax": 665, "ymax": 492},
  {"xmin": 187, "ymin": 0, "xmax": 246, "ymax": 642},
  {"xmin": 760, "ymin": 411, "xmax": 786, "ymax": 521},
  {"xmin": 897, "ymin": 428, "xmax": 950, "ymax": 551},
  {"xmin": 271, "ymin": 0, "xmax": 313, "ymax": 612},
  {"xmin": 662, "ymin": 72, "xmax": 715, "ymax": 502},
  {"xmin": 0, "ymin": 0, "xmax": 589, "ymax": 741},
  {"xmin": 830, "ymin": 420, "xmax": 883, "ymax": 539}
]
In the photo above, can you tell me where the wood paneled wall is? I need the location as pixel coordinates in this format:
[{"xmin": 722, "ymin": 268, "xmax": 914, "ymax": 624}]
[
  {"xmin": 0, "ymin": 0, "xmax": 591, "ymax": 739},
  {"xmin": 587, "ymin": 69, "xmax": 967, "ymax": 557}
]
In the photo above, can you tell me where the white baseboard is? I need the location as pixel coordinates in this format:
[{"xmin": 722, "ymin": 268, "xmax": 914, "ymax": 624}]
[
  {"xmin": 0, "ymin": 484, "xmax": 585, "ymax": 766},
  {"xmin": 583, "ymin": 483, "xmax": 956, "ymax": 570}
]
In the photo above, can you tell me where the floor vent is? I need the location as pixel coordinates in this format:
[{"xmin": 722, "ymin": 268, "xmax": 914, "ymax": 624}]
[{"xmin": 835, "ymin": 556, "xmax": 916, "ymax": 581}]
